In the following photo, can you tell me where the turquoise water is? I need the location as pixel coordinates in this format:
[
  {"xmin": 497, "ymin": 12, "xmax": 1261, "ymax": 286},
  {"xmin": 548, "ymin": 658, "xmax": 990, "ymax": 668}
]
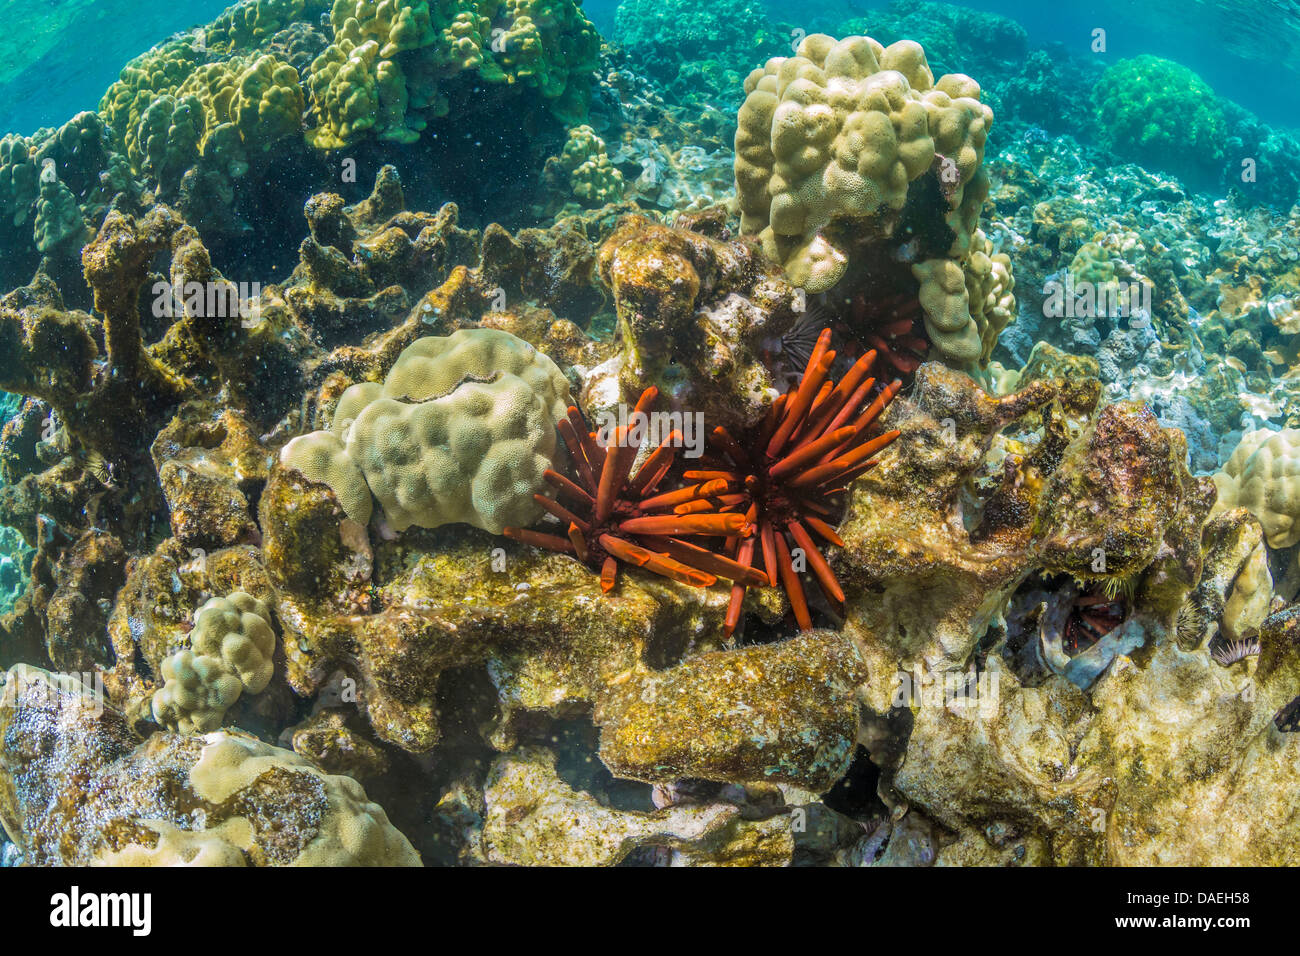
[
  {"xmin": 0, "ymin": 0, "xmax": 234, "ymax": 135},
  {"xmin": 5, "ymin": 1, "xmax": 1298, "ymax": 133}
]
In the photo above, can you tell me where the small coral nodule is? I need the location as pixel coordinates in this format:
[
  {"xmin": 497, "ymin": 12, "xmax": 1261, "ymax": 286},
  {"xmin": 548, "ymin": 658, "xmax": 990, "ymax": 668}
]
[
  {"xmin": 504, "ymin": 386, "xmax": 769, "ymax": 594},
  {"xmin": 709, "ymin": 328, "xmax": 901, "ymax": 636}
]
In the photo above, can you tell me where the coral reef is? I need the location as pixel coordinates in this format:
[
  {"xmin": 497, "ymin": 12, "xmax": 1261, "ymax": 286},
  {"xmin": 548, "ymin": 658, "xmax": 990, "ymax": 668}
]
[
  {"xmin": 734, "ymin": 33, "xmax": 992, "ymax": 289},
  {"xmin": 1, "ymin": 0, "xmax": 1300, "ymax": 872},
  {"xmin": 0, "ymin": 111, "xmax": 128, "ymax": 285},
  {"xmin": 611, "ymin": 0, "xmax": 785, "ymax": 111},
  {"xmin": 305, "ymin": 0, "xmax": 600, "ymax": 148},
  {"xmin": 1092, "ymin": 55, "xmax": 1227, "ymax": 187}
]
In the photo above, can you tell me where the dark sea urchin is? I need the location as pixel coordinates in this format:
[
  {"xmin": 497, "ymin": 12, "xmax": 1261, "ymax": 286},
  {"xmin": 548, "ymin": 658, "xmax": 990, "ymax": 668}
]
[
  {"xmin": 849, "ymin": 289, "xmax": 931, "ymax": 376},
  {"xmin": 1063, "ymin": 587, "xmax": 1129, "ymax": 654}
]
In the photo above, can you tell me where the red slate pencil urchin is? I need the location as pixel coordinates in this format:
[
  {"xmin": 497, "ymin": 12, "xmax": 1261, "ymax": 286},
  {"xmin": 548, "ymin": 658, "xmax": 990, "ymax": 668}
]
[
  {"xmin": 850, "ymin": 289, "xmax": 930, "ymax": 376},
  {"xmin": 503, "ymin": 386, "xmax": 769, "ymax": 595},
  {"xmin": 673, "ymin": 328, "xmax": 902, "ymax": 637}
]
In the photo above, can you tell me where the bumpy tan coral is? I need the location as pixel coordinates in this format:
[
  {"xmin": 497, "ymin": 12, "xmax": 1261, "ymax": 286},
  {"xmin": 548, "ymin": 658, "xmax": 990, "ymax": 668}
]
[
  {"xmin": 1213, "ymin": 428, "xmax": 1300, "ymax": 548},
  {"xmin": 279, "ymin": 430, "xmax": 372, "ymax": 525},
  {"xmin": 735, "ymin": 34, "xmax": 991, "ymax": 285},
  {"xmin": 151, "ymin": 650, "xmax": 244, "ymax": 736},
  {"xmin": 734, "ymin": 33, "xmax": 1009, "ymax": 367},
  {"xmin": 555, "ymin": 125, "xmax": 624, "ymax": 206},
  {"xmin": 284, "ymin": 328, "xmax": 572, "ymax": 534},
  {"xmin": 351, "ymin": 375, "xmax": 562, "ymax": 533},
  {"xmin": 960, "ymin": 228, "xmax": 1016, "ymax": 366},
  {"xmin": 152, "ymin": 591, "xmax": 277, "ymax": 734},
  {"xmin": 100, "ymin": 40, "xmax": 304, "ymax": 191}
]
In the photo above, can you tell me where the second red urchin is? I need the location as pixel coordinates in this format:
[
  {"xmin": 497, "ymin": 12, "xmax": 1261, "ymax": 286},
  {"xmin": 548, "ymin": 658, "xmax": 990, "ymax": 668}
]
[{"xmin": 671, "ymin": 328, "xmax": 902, "ymax": 636}]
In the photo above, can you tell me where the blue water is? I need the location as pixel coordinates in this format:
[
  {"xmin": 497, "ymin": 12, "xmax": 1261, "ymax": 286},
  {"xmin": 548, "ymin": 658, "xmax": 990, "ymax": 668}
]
[
  {"xmin": 929, "ymin": 0, "xmax": 1300, "ymax": 130},
  {"xmin": 2, "ymin": 0, "xmax": 1297, "ymax": 134},
  {"xmin": 575, "ymin": 0, "xmax": 1297, "ymax": 130},
  {"xmin": 0, "ymin": 0, "xmax": 233, "ymax": 135}
]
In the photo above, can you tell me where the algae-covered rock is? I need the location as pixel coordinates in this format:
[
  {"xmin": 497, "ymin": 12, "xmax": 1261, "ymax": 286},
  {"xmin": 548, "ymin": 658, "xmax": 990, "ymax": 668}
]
[
  {"xmin": 0, "ymin": 665, "xmax": 420, "ymax": 865},
  {"xmin": 836, "ymin": 363, "xmax": 1057, "ymax": 681},
  {"xmin": 593, "ymin": 214, "xmax": 801, "ymax": 432},
  {"xmin": 892, "ymin": 596, "xmax": 1300, "ymax": 866},
  {"xmin": 263, "ymin": 442, "xmax": 735, "ymax": 753},
  {"xmin": 483, "ymin": 746, "xmax": 794, "ymax": 866},
  {"xmin": 837, "ymin": 362, "xmax": 1213, "ymax": 705},
  {"xmin": 596, "ymin": 630, "xmax": 868, "ymax": 791},
  {"xmin": 1037, "ymin": 401, "xmax": 1210, "ymax": 592},
  {"xmin": 152, "ymin": 406, "xmax": 271, "ymax": 551}
]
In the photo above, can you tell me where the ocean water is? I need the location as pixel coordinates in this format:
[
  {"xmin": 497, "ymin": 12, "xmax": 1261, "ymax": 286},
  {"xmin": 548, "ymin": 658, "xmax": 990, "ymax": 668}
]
[
  {"xmin": 0, "ymin": 0, "xmax": 1298, "ymax": 874},
  {"xmin": 0, "ymin": 0, "xmax": 234, "ymax": 136},
  {"xmin": 5, "ymin": 1, "xmax": 1297, "ymax": 133}
]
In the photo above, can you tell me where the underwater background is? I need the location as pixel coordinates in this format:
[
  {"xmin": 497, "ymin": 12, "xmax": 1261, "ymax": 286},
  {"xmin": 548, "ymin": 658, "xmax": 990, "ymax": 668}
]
[
  {"xmin": 0, "ymin": 0, "xmax": 1298, "ymax": 866},
  {"xmin": 5, "ymin": 1, "xmax": 1300, "ymax": 133}
]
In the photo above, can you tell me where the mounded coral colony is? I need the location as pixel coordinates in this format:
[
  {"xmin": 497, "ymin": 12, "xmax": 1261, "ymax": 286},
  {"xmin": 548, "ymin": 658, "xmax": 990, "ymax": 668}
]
[
  {"xmin": 283, "ymin": 327, "xmax": 573, "ymax": 533},
  {"xmin": 0, "ymin": 0, "xmax": 1298, "ymax": 867}
]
